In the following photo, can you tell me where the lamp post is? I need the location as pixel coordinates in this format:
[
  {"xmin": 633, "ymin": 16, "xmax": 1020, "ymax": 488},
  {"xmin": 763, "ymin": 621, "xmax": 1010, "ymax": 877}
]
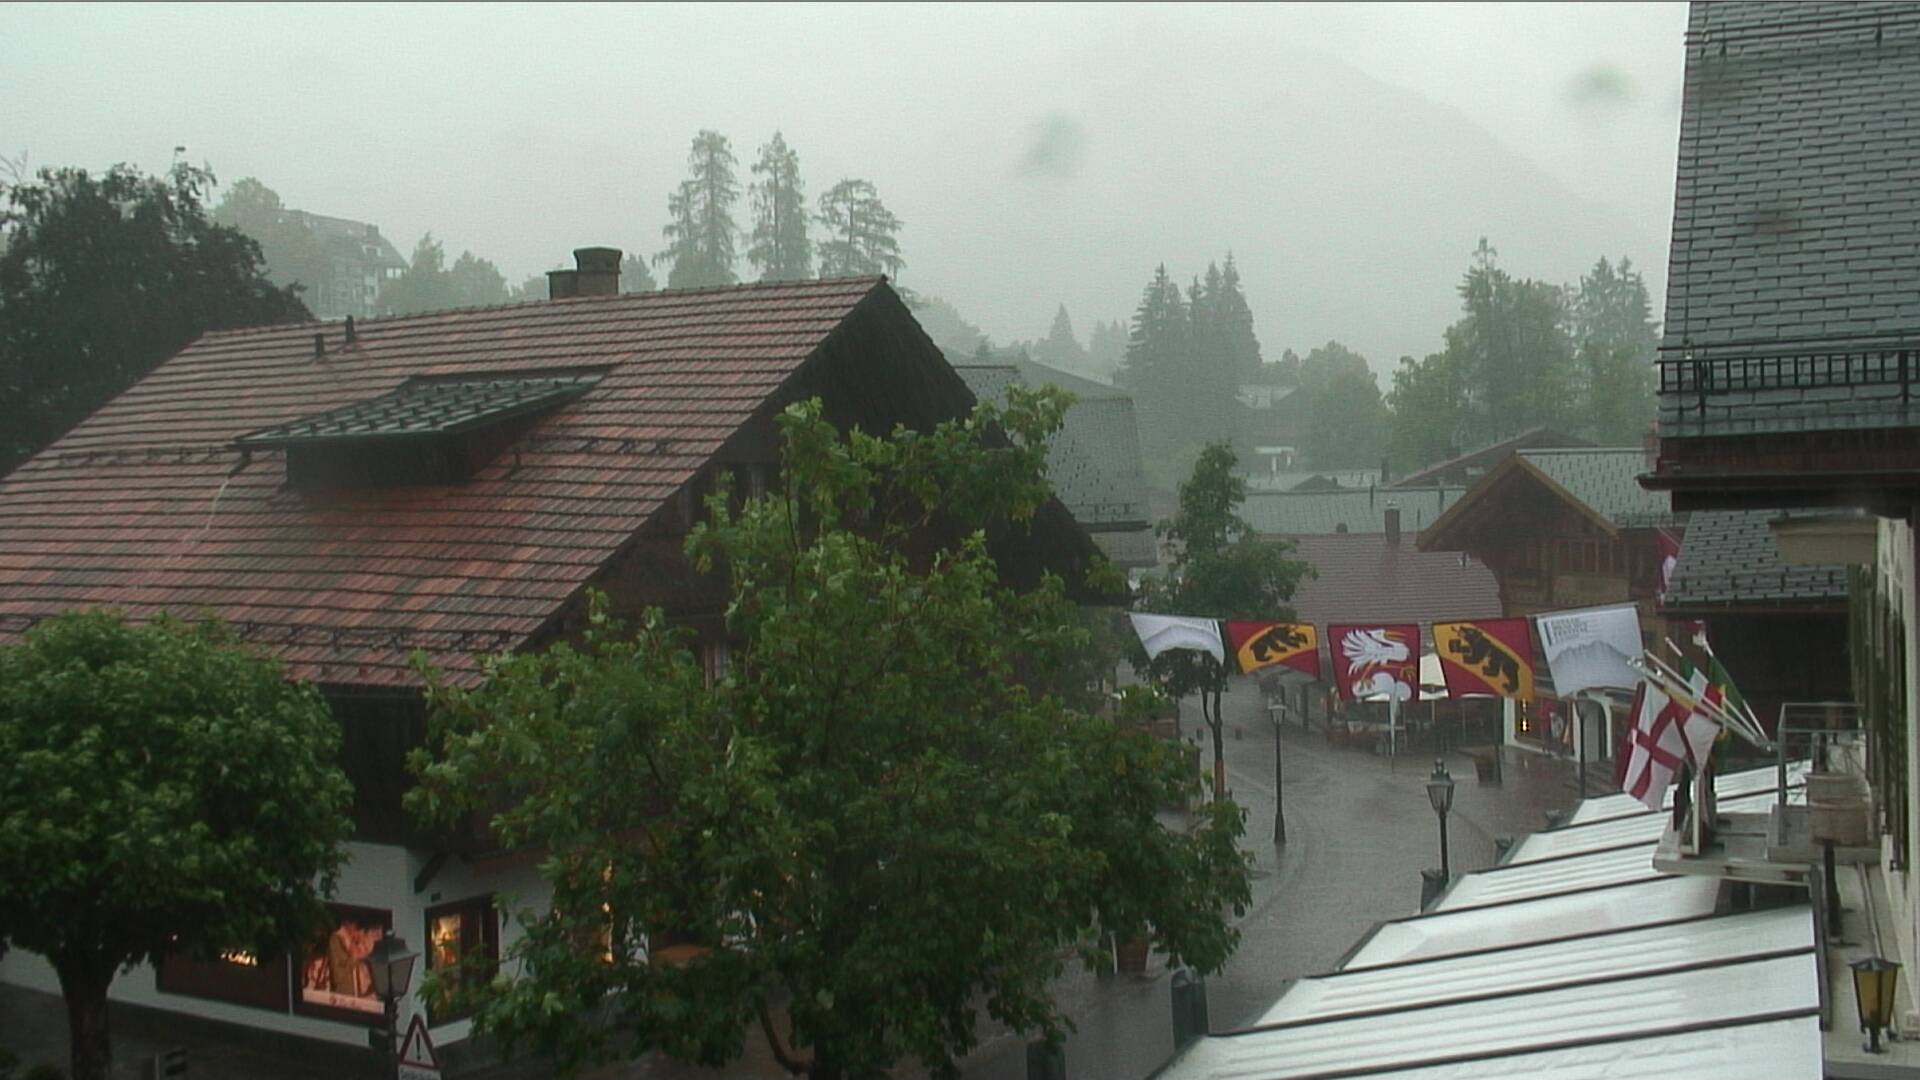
[
  {"xmin": 365, "ymin": 934, "xmax": 419, "ymax": 1079},
  {"xmin": 1273, "ymin": 701, "xmax": 1287, "ymax": 846},
  {"xmin": 1851, "ymin": 956, "xmax": 1903, "ymax": 1054},
  {"xmin": 1426, "ymin": 759, "xmax": 1455, "ymax": 881}
]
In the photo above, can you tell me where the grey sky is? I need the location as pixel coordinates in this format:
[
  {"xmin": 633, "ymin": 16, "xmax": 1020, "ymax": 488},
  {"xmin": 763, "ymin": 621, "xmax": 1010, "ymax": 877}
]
[{"xmin": 2, "ymin": 2, "xmax": 1686, "ymax": 373}]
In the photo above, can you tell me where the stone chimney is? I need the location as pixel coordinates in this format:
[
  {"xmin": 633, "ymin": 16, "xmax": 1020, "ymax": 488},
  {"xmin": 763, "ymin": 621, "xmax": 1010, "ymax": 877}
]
[
  {"xmin": 1385, "ymin": 503, "xmax": 1401, "ymax": 547},
  {"xmin": 547, "ymin": 246, "xmax": 623, "ymax": 300}
]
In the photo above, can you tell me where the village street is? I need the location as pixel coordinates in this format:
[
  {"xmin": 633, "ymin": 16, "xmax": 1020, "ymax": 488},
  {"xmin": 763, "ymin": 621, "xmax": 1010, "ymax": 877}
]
[{"xmin": 0, "ymin": 675, "xmax": 1591, "ymax": 1080}]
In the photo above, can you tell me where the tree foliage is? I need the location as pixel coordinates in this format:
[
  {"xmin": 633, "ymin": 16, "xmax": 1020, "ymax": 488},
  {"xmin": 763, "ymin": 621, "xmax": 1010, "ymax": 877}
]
[
  {"xmin": 906, "ymin": 293, "xmax": 988, "ymax": 360},
  {"xmin": 620, "ymin": 251, "xmax": 658, "ymax": 293},
  {"xmin": 1134, "ymin": 444, "xmax": 1311, "ymax": 796},
  {"xmin": 409, "ymin": 392, "xmax": 1249, "ymax": 1080},
  {"xmin": 1296, "ymin": 342, "xmax": 1387, "ymax": 469},
  {"xmin": 814, "ymin": 178, "xmax": 903, "ymax": 280},
  {"xmin": 747, "ymin": 132, "xmax": 812, "ymax": 283},
  {"xmin": 0, "ymin": 611, "xmax": 353, "ymax": 1080},
  {"xmin": 0, "ymin": 162, "xmax": 309, "ymax": 475},
  {"xmin": 376, "ymin": 233, "xmax": 511, "ymax": 315},
  {"xmin": 1570, "ymin": 256, "xmax": 1658, "ymax": 445},
  {"xmin": 211, "ymin": 177, "xmax": 334, "ymax": 302},
  {"xmin": 658, "ymin": 131, "xmax": 742, "ymax": 289},
  {"xmin": 1033, "ymin": 303, "xmax": 1087, "ymax": 374}
]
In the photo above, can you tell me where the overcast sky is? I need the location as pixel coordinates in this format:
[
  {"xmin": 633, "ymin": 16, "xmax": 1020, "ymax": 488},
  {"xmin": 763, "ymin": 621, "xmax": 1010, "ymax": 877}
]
[{"xmin": 2, "ymin": 2, "xmax": 1687, "ymax": 372}]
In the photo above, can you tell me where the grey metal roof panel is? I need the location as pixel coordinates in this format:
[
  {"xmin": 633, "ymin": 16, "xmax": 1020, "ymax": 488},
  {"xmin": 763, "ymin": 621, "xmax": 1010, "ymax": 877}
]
[
  {"xmin": 234, "ymin": 373, "xmax": 601, "ymax": 446},
  {"xmin": 1517, "ymin": 448, "xmax": 1673, "ymax": 527},
  {"xmin": 954, "ymin": 365, "xmax": 1152, "ymax": 530},
  {"xmin": 1663, "ymin": 3, "xmax": 1920, "ymax": 352},
  {"xmin": 1663, "ymin": 509, "xmax": 1849, "ymax": 609},
  {"xmin": 1243, "ymin": 486, "xmax": 1465, "ymax": 536}
]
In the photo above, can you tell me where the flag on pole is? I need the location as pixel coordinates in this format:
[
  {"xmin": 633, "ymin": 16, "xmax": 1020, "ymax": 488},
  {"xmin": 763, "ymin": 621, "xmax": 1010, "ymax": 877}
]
[
  {"xmin": 1656, "ymin": 528, "xmax": 1683, "ymax": 602},
  {"xmin": 1433, "ymin": 618, "xmax": 1537, "ymax": 699},
  {"xmin": 1225, "ymin": 621, "xmax": 1321, "ymax": 678},
  {"xmin": 1128, "ymin": 614, "xmax": 1225, "ymax": 664},
  {"xmin": 1329, "ymin": 624, "xmax": 1420, "ymax": 702},
  {"xmin": 1622, "ymin": 678, "xmax": 1689, "ymax": 810}
]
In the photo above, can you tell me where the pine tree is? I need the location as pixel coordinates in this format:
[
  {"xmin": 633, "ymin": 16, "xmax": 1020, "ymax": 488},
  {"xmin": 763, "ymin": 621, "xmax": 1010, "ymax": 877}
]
[
  {"xmin": 815, "ymin": 179, "xmax": 904, "ymax": 279},
  {"xmin": 1034, "ymin": 303, "xmax": 1087, "ymax": 373},
  {"xmin": 1216, "ymin": 253, "xmax": 1263, "ymax": 382},
  {"xmin": 1570, "ymin": 256, "xmax": 1658, "ymax": 444},
  {"xmin": 1086, "ymin": 319, "xmax": 1127, "ymax": 380},
  {"xmin": 620, "ymin": 252, "xmax": 657, "ymax": 293},
  {"xmin": 747, "ymin": 132, "xmax": 812, "ymax": 282},
  {"xmin": 656, "ymin": 130, "xmax": 741, "ymax": 289}
]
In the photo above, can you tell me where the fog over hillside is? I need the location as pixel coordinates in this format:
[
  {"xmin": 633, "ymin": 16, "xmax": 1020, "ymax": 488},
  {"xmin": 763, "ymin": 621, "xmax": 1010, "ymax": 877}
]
[{"xmin": 0, "ymin": 3, "xmax": 1683, "ymax": 371}]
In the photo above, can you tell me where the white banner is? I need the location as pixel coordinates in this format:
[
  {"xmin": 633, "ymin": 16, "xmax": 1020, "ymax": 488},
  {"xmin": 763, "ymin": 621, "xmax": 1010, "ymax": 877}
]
[
  {"xmin": 1128, "ymin": 613, "xmax": 1225, "ymax": 664},
  {"xmin": 1534, "ymin": 603, "xmax": 1642, "ymax": 694}
]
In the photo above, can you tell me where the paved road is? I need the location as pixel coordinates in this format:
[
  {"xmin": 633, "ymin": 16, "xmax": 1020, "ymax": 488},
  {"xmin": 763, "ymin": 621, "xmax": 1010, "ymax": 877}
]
[{"xmin": 0, "ymin": 676, "xmax": 1591, "ymax": 1079}]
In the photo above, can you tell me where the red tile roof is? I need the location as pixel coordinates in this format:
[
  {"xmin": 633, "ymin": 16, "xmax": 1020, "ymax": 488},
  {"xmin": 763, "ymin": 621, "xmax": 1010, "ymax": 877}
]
[
  {"xmin": 1281, "ymin": 533, "xmax": 1501, "ymax": 630},
  {"xmin": 0, "ymin": 278, "xmax": 892, "ymax": 688}
]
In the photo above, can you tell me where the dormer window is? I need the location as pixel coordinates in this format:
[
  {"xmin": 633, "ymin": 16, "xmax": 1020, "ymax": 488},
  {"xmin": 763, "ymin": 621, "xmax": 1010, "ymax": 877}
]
[{"xmin": 234, "ymin": 371, "xmax": 602, "ymax": 489}]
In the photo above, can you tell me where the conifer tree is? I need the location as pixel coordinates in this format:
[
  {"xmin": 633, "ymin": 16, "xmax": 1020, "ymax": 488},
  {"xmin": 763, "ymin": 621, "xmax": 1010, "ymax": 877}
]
[
  {"xmin": 620, "ymin": 252, "xmax": 657, "ymax": 293},
  {"xmin": 656, "ymin": 130, "xmax": 741, "ymax": 289},
  {"xmin": 1216, "ymin": 254, "xmax": 1263, "ymax": 382},
  {"xmin": 1034, "ymin": 303, "xmax": 1087, "ymax": 373},
  {"xmin": 815, "ymin": 178, "xmax": 904, "ymax": 279},
  {"xmin": 747, "ymin": 132, "xmax": 811, "ymax": 282}
]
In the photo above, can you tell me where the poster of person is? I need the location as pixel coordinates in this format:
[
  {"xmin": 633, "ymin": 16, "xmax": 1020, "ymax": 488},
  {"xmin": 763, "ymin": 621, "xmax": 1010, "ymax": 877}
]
[{"xmin": 297, "ymin": 904, "xmax": 391, "ymax": 1019}]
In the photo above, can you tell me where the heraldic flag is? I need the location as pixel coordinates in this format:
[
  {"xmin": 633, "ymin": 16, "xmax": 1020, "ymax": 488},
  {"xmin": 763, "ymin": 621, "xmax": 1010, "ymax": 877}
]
[
  {"xmin": 1622, "ymin": 660, "xmax": 1719, "ymax": 811},
  {"xmin": 1225, "ymin": 621, "xmax": 1322, "ymax": 679},
  {"xmin": 1433, "ymin": 618, "xmax": 1537, "ymax": 700},
  {"xmin": 1128, "ymin": 613, "xmax": 1225, "ymax": 664},
  {"xmin": 1329, "ymin": 624, "xmax": 1420, "ymax": 702}
]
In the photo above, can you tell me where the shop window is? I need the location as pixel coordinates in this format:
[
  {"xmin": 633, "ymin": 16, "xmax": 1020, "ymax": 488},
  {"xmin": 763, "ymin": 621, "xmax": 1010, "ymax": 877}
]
[
  {"xmin": 425, "ymin": 896, "xmax": 500, "ymax": 1024},
  {"xmin": 294, "ymin": 903, "xmax": 393, "ymax": 1025},
  {"xmin": 157, "ymin": 948, "xmax": 290, "ymax": 1013}
]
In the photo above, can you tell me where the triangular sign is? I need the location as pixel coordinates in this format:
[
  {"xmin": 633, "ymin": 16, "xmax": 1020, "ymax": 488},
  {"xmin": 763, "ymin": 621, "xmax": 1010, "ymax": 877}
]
[{"xmin": 397, "ymin": 1013, "xmax": 440, "ymax": 1071}]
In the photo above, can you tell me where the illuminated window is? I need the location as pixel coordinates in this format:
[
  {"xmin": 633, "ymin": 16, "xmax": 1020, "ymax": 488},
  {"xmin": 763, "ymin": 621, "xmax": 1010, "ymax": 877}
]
[
  {"xmin": 424, "ymin": 896, "xmax": 499, "ymax": 1024},
  {"xmin": 156, "ymin": 947, "xmax": 289, "ymax": 1012},
  {"xmin": 294, "ymin": 903, "xmax": 393, "ymax": 1025}
]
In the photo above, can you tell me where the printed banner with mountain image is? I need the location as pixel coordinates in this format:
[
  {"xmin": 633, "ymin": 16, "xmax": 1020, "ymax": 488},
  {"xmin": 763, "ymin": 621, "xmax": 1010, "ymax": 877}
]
[
  {"xmin": 1329, "ymin": 623, "xmax": 1420, "ymax": 702},
  {"xmin": 1534, "ymin": 603, "xmax": 1643, "ymax": 695},
  {"xmin": 1225, "ymin": 620, "xmax": 1322, "ymax": 679},
  {"xmin": 1434, "ymin": 618, "xmax": 1537, "ymax": 700}
]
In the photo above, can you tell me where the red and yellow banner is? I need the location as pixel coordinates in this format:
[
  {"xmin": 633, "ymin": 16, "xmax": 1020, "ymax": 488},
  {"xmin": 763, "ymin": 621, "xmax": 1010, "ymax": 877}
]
[
  {"xmin": 1433, "ymin": 618, "xmax": 1537, "ymax": 700},
  {"xmin": 1328, "ymin": 624, "xmax": 1420, "ymax": 702},
  {"xmin": 1225, "ymin": 621, "xmax": 1321, "ymax": 679}
]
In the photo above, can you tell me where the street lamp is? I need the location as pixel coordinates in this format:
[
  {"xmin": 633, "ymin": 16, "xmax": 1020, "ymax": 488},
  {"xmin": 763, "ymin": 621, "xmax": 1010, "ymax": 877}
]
[
  {"xmin": 1426, "ymin": 759, "xmax": 1455, "ymax": 881},
  {"xmin": 1850, "ymin": 955, "xmax": 1902, "ymax": 1054},
  {"xmin": 365, "ymin": 934, "xmax": 419, "ymax": 1078}
]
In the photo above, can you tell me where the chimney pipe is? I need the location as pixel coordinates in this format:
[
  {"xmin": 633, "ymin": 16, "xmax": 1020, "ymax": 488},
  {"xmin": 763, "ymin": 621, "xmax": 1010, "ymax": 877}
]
[
  {"xmin": 1385, "ymin": 503, "xmax": 1401, "ymax": 547},
  {"xmin": 547, "ymin": 268, "xmax": 579, "ymax": 301},
  {"xmin": 343, "ymin": 315, "xmax": 356, "ymax": 347},
  {"xmin": 313, "ymin": 332, "xmax": 326, "ymax": 360},
  {"xmin": 573, "ymin": 246, "xmax": 622, "ymax": 297}
]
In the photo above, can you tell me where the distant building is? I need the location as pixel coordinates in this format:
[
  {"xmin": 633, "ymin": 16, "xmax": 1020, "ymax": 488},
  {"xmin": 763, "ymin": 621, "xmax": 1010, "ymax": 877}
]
[
  {"xmin": 283, "ymin": 210, "xmax": 408, "ymax": 320},
  {"xmin": 1390, "ymin": 427, "xmax": 1591, "ymax": 490}
]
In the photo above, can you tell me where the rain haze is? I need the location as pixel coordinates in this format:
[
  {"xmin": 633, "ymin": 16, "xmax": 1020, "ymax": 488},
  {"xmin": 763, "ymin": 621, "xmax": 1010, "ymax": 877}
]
[{"xmin": 1, "ymin": 1, "xmax": 1685, "ymax": 372}]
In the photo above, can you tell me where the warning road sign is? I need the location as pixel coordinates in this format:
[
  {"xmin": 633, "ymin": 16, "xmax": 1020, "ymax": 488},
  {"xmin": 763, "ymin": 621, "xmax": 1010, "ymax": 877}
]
[{"xmin": 396, "ymin": 1013, "xmax": 440, "ymax": 1079}]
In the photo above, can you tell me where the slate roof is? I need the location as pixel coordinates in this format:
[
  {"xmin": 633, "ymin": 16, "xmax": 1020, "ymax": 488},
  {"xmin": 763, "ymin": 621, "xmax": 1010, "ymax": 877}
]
[
  {"xmin": 1391, "ymin": 428, "xmax": 1590, "ymax": 490},
  {"xmin": 954, "ymin": 365, "xmax": 1155, "ymax": 567},
  {"xmin": 0, "ymin": 277, "xmax": 956, "ymax": 687},
  {"xmin": 1518, "ymin": 449, "xmax": 1673, "ymax": 528},
  {"xmin": 237, "ymin": 373, "xmax": 601, "ymax": 446},
  {"xmin": 1662, "ymin": 509, "xmax": 1849, "ymax": 611},
  {"xmin": 1243, "ymin": 486, "xmax": 1464, "ymax": 537},
  {"xmin": 1282, "ymin": 533, "xmax": 1501, "ymax": 629},
  {"xmin": 1664, "ymin": 3, "xmax": 1920, "ymax": 353}
]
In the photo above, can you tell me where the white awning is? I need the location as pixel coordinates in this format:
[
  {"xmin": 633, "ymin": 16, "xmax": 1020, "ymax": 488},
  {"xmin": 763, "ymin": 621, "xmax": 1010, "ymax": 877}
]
[
  {"xmin": 1504, "ymin": 788, "xmax": 1793, "ymax": 865},
  {"xmin": 1564, "ymin": 761, "xmax": 1808, "ymax": 825},
  {"xmin": 1435, "ymin": 842, "xmax": 1665, "ymax": 912}
]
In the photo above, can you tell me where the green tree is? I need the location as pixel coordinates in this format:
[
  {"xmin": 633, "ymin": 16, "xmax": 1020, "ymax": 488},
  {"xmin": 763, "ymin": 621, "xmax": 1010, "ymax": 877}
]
[
  {"xmin": 814, "ymin": 178, "xmax": 904, "ymax": 279},
  {"xmin": 0, "ymin": 162, "xmax": 309, "ymax": 475},
  {"xmin": 906, "ymin": 293, "xmax": 988, "ymax": 360},
  {"xmin": 1135, "ymin": 444, "xmax": 1311, "ymax": 802},
  {"xmin": 1116, "ymin": 264, "xmax": 1191, "ymax": 467},
  {"xmin": 1386, "ymin": 350, "xmax": 1469, "ymax": 473},
  {"xmin": 0, "ymin": 611, "xmax": 353, "ymax": 1080},
  {"xmin": 211, "ymin": 177, "xmax": 333, "ymax": 302},
  {"xmin": 1296, "ymin": 342, "xmax": 1387, "ymax": 468},
  {"xmin": 746, "ymin": 132, "xmax": 811, "ymax": 282},
  {"xmin": 408, "ymin": 392, "xmax": 1250, "ymax": 1080},
  {"xmin": 1570, "ymin": 256, "xmax": 1657, "ymax": 444},
  {"xmin": 657, "ymin": 130, "xmax": 742, "ymax": 289},
  {"xmin": 620, "ymin": 252, "xmax": 658, "ymax": 293},
  {"xmin": 1214, "ymin": 254, "xmax": 1263, "ymax": 383},
  {"xmin": 1086, "ymin": 318, "xmax": 1126, "ymax": 380},
  {"xmin": 376, "ymin": 234, "xmax": 510, "ymax": 315},
  {"xmin": 1033, "ymin": 303, "xmax": 1087, "ymax": 373}
]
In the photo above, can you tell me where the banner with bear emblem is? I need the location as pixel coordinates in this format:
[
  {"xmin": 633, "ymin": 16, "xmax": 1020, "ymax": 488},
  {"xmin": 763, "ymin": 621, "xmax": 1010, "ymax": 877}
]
[
  {"xmin": 1433, "ymin": 618, "xmax": 1537, "ymax": 700},
  {"xmin": 1225, "ymin": 621, "xmax": 1322, "ymax": 679}
]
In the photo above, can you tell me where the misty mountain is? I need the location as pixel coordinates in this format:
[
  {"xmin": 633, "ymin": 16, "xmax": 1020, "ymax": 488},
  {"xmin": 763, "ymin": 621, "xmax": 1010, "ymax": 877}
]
[{"xmin": 931, "ymin": 50, "xmax": 1668, "ymax": 379}]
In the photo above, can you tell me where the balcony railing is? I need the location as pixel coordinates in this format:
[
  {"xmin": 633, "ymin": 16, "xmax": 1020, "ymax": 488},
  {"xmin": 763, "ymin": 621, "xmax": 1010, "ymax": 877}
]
[{"xmin": 1657, "ymin": 336, "xmax": 1920, "ymax": 438}]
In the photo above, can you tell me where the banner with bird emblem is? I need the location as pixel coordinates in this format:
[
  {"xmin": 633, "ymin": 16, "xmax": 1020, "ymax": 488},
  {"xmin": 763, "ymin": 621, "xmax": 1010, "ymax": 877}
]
[
  {"xmin": 1225, "ymin": 621, "xmax": 1322, "ymax": 679},
  {"xmin": 1328, "ymin": 624, "xmax": 1420, "ymax": 702},
  {"xmin": 1433, "ymin": 618, "xmax": 1537, "ymax": 700}
]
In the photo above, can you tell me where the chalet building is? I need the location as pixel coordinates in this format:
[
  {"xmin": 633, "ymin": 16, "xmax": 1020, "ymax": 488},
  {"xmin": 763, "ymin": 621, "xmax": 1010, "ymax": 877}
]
[
  {"xmin": 0, "ymin": 251, "xmax": 1098, "ymax": 1071},
  {"xmin": 1418, "ymin": 448, "xmax": 1678, "ymax": 761},
  {"xmin": 1635, "ymin": 4, "xmax": 1920, "ymax": 1069},
  {"xmin": 955, "ymin": 358, "xmax": 1157, "ymax": 570},
  {"xmin": 1388, "ymin": 427, "xmax": 1591, "ymax": 490}
]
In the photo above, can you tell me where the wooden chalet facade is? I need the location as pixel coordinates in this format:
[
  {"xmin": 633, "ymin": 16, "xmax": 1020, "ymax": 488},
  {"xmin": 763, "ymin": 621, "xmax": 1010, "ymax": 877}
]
[
  {"xmin": 1419, "ymin": 449, "xmax": 1677, "ymax": 760},
  {"xmin": 0, "ymin": 255, "xmax": 1098, "ymax": 1069}
]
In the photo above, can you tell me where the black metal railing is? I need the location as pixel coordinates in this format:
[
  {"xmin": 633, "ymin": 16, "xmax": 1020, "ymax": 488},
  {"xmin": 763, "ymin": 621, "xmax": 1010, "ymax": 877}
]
[{"xmin": 1657, "ymin": 338, "xmax": 1920, "ymax": 427}]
